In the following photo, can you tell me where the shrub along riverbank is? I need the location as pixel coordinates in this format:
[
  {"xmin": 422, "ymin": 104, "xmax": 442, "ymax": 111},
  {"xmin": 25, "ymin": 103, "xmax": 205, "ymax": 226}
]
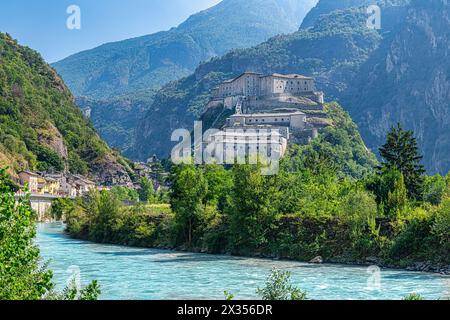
[{"xmin": 59, "ymin": 125, "xmax": 450, "ymax": 274}]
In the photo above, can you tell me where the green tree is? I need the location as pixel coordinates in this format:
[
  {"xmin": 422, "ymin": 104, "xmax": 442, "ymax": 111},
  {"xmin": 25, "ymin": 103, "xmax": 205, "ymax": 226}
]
[
  {"xmin": 111, "ymin": 186, "xmax": 139, "ymax": 203},
  {"xmin": 0, "ymin": 168, "xmax": 53, "ymax": 299},
  {"xmin": 85, "ymin": 190, "xmax": 123, "ymax": 243},
  {"xmin": 379, "ymin": 123, "xmax": 425, "ymax": 200},
  {"xmin": 340, "ymin": 188, "xmax": 377, "ymax": 234},
  {"xmin": 170, "ymin": 164, "xmax": 208, "ymax": 247},
  {"xmin": 384, "ymin": 171, "xmax": 408, "ymax": 219},
  {"xmin": 368, "ymin": 168, "xmax": 409, "ymax": 218},
  {"xmin": 138, "ymin": 177, "xmax": 155, "ymax": 203},
  {"xmin": 424, "ymin": 175, "xmax": 447, "ymax": 205},
  {"xmin": 228, "ymin": 163, "xmax": 281, "ymax": 251},
  {"xmin": 431, "ymin": 199, "xmax": 450, "ymax": 246},
  {"xmin": 203, "ymin": 164, "xmax": 233, "ymax": 208},
  {"xmin": 0, "ymin": 168, "xmax": 100, "ymax": 300},
  {"xmin": 256, "ymin": 269, "xmax": 307, "ymax": 300}
]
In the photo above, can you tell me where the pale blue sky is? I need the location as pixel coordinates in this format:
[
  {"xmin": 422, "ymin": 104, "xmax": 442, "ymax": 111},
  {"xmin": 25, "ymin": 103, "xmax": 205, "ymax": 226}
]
[{"xmin": 0, "ymin": 0, "xmax": 221, "ymax": 63}]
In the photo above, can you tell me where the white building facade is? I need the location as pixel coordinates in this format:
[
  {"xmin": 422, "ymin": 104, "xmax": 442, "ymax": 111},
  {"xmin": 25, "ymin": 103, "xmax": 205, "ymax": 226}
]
[{"xmin": 226, "ymin": 111, "xmax": 307, "ymax": 131}]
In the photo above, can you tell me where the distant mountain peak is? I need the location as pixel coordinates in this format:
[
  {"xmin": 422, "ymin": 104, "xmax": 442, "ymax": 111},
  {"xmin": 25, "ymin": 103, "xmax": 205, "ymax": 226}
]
[{"xmin": 53, "ymin": 0, "xmax": 318, "ymax": 99}]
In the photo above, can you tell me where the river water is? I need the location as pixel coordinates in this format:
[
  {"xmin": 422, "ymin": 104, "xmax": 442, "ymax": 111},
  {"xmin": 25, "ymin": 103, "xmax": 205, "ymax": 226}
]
[{"xmin": 36, "ymin": 223, "xmax": 449, "ymax": 300}]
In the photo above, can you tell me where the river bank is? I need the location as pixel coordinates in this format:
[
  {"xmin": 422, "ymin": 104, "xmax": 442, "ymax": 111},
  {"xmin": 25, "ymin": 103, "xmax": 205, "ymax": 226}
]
[
  {"xmin": 37, "ymin": 223, "xmax": 450, "ymax": 300},
  {"xmin": 62, "ymin": 221, "xmax": 450, "ymax": 276},
  {"xmin": 57, "ymin": 162, "xmax": 450, "ymax": 280},
  {"xmin": 123, "ymin": 242, "xmax": 450, "ymax": 276}
]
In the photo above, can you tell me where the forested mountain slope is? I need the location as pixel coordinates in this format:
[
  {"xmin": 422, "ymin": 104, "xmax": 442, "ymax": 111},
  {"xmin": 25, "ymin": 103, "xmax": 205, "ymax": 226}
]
[{"xmin": 0, "ymin": 33, "xmax": 132, "ymax": 184}]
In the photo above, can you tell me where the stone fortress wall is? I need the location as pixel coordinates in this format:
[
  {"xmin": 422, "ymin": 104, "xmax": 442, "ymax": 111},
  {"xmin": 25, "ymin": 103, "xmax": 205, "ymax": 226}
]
[{"xmin": 204, "ymin": 72, "xmax": 329, "ymax": 161}]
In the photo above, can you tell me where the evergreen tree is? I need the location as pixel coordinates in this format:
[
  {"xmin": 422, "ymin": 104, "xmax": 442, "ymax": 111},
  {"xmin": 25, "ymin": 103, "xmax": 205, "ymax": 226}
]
[
  {"xmin": 379, "ymin": 123, "xmax": 425, "ymax": 200},
  {"xmin": 385, "ymin": 171, "xmax": 408, "ymax": 218}
]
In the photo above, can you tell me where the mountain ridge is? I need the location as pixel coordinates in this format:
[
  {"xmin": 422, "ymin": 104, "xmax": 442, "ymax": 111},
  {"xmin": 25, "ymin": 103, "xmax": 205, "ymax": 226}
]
[
  {"xmin": 53, "ymin": 0, "xmax": 318, "ymax": 99},
  {"xmin": 130, "ymin": 1, "xmax": 388, "ymax": 161}
]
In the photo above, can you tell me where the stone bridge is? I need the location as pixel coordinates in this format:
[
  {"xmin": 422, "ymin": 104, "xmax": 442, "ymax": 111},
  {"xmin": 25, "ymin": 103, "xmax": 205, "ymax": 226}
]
[{"xmin": 15, "ymin": 192, "xmax": 61, "ymax": 221}]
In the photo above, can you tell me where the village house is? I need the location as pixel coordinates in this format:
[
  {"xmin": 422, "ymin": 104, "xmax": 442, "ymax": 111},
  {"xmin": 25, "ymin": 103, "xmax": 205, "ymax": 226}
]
[
  {"xmin": 42, "ymin": 176, "xmax": 60, "ymax": 195},
  {"xmin": 17, "ymin": 171, "xmax": 99, "ymax": 198},
  {"xmin": 69, "ymin": 175, "xmax": 96, "ymax": 197},
  {"xmin": 18, "ymin": 171, "xmax": 39, "ymax": 193}
]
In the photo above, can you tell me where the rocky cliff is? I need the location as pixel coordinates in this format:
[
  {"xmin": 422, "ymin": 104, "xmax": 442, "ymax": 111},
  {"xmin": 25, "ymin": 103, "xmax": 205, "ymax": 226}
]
[{"xmin": 344, "ymin": 0, "xmax": 450, "ymax": 174}]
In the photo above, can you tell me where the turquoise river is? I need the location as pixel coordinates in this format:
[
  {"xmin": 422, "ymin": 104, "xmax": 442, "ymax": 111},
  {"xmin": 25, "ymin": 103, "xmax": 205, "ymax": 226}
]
[{"xmin": 36, "ymin": 223, "xmax": 449, "ymax": 300}]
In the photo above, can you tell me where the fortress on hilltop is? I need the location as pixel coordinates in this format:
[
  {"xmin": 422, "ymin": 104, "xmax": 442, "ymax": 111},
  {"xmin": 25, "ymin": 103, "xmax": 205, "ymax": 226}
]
[{"xmin": 203, "ymin": 72, "xmax": 331, "ymax": 162}]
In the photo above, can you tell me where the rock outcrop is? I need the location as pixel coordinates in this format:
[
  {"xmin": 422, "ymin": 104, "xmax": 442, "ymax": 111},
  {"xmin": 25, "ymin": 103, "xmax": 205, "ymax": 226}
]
[{"xmin": 309, "ymin": 256, "xmax": 324, "ymax": 264}]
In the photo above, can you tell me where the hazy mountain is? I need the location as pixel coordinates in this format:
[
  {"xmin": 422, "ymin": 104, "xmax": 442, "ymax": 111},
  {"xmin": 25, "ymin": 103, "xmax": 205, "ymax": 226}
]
[
  {"xmin": 53, "ymin": 0, "xmax": 318, "ymax": 99},
  {"xmin": 128, "ymin": 0, "xmax": 450, "ymax": 177},
  {"xmin": 130, "ymin": 0, "xmax": 398, "ymax": 161},
  {"xmin": 300, "ymin": 0, "xmax": 373, "ymax": 28},
  {"xmin": 75, "ymin": 91, "xmax": 155, "ymax": 154}
]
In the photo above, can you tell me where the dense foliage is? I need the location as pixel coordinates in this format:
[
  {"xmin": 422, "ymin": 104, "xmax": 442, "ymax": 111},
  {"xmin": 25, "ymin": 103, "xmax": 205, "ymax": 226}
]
[
  {"xmin": 286, "ymin": 103, "xmax": 378, "ymax": 179},
  {"xmin": 0, "ymin": 168, "xmax": 100, "ymax": 300},
  {"xmin": 378, "ymin": 123, "xmax": 425, "ymax": 200},
  {"xmin": 0, "ymin": 33, "xmax": 128, "ymax": 179},
  {"xmin": 62, "ymin": 189, "xmax": 173, "ymax": 247},
  {"xmin": 63, "ymin": 127, "xmax": 450, "ymax": 271}
]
